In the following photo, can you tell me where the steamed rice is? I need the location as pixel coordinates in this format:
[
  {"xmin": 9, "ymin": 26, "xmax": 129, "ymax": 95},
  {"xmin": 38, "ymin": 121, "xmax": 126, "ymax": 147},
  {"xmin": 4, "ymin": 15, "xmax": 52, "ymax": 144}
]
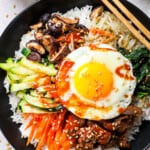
[{"xmin": 3, "ymin": 5, "xmax": 150, "ymax": 150}]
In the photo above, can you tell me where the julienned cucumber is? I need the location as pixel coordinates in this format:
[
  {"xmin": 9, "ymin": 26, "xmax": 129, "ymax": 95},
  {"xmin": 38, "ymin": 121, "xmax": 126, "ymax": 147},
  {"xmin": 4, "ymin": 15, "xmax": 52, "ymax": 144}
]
[
  {"xmin": 10, "ymin": 65, "xmax": 35, "ymax": 75},
  {"xmin": 7, "ymin": 72, "xmax": 23, "ymax": 83},
  {"xmin": 9, "ymin": 76, "xmax": 51, "ymax": 92},
  {"xmin": 10, "ymin": 82, "xmax": 33, "ymax": 92},
  {"xmin": 19, "ymin": 57, "xmax": 57, "ymax": 76},
  {"xmin": 0, "ymin": 57, "xmax": 57, "ymax": 76}
]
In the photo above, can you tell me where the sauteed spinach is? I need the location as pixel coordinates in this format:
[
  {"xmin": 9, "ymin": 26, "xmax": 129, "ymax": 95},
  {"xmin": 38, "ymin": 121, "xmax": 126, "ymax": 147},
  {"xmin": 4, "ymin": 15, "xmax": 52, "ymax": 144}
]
[{"xmin": 118, "ymin": 47, "xmax": 150, "ymax": 98}]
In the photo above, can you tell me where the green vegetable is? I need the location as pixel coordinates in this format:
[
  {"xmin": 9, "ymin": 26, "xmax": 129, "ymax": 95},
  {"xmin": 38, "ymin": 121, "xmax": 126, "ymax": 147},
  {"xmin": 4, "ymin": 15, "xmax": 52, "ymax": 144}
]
[
  {"xmin": 18, "ymin": 99, "xmax": 63, "ymax": 113},
  {"xmin": 19, "ymin": 57, "xmax": 57, "ymax": 76},
  {"xmin": 118, "ymin": 47, "xmax": 150, "ymax": 98},
  {"xmin": 0, "ymin": 56, "xmax": 61, "ymax": 114},
  {"xmin": 17, "ymin": 99, "xmax": 50, "ymax": 113},
  {"xmin": 21, "ymin": 48, "xmax": 31, "ymax": 56},
  {"xmin": 10, "ymin": 76, "xmax": 51, "ymax": 92},
  {"xmin": 17, "ymin": 90, "xmax": 63, "ymax": 113}
]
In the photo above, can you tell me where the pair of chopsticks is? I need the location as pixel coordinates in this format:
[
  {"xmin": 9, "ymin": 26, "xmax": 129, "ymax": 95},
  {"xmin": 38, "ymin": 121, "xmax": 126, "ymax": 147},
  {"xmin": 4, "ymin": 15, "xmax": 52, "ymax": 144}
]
[{"xmin": 101, "ymin": 0, "xmax": 150, "ymax": 50}]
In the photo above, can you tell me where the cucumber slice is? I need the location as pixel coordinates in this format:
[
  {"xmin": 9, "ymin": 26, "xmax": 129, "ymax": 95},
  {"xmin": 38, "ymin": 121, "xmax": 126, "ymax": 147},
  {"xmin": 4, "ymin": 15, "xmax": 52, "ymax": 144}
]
[
  {"xmin": 0, "ymin": 58, "xmax": 17, "ymax": 71},
  {"xmin": 18, "ymin": 99, "xmax": 63, "ymax": 113},
  {"xmin": 30, "ymin": 90, "xmax": 47, "ymax": 97},
  {"xmin": 10, "ymin": 66, "xmax": 35, "ymax": 75},
  {"xmin": 18, "ymin": 100, "xmax": 49, "ymax": 113},
  {"xmin": 10, "ymin": 76, "xmax": 51, "ymax": 92},
  {"xmin": 6, "ymin": 58, "xmax": 14, "ymax": 63},
  {"xmin": 10, "ymin": 82, "xmax": 33, "ymax": 92},
  {"xmin": 16, "ymin": 91, "xmax": 26, "ymax": 99},
  {"xmin": 19, "ymin": 57, "xmax": 57, "ymax": 76},
  {"xmin": 7, "ymin": 72, "xmax": 24, "ymax": 83},
  {"xmin": 0, "ymin": 62, "xmax": 17, "ymax": 71},
  {"xmin": 21, "ymin": 74, "xmax": 43, "ymax": 82},
  {"xmin": 23, "ymin": 94, "xmax": 58, "ymax": 109}
]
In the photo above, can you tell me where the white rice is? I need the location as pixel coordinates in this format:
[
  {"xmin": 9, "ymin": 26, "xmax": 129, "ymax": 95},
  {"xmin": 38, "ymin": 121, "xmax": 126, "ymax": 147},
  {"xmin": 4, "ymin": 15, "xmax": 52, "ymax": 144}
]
[{"xmin": 4, "ymin": 5, "xmax": 149, "ymax": 150}]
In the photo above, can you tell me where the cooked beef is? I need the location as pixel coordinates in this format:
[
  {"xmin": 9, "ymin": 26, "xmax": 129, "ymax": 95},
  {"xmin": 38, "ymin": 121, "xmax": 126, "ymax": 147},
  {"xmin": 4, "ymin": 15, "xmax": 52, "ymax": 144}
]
[
  {"xmin": 122, "ymin": 105, "xmax": 143, "ymax": 116},
  {"xmin": 98, "ymin": 105, "xmax": 142, "ymax": 133},
  {"xmin": 68, "ymin": 121, "xmax": 111, "ymax": 150},
  {"xmin": 66, "ymin": 105, "xmax": 142, "ymax": 150}
]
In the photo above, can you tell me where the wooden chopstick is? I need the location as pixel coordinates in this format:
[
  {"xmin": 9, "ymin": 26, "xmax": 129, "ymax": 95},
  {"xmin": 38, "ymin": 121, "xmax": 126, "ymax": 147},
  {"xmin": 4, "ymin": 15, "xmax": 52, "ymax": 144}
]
[
  {"xmin": 101, "ymin": 0, "xmax": 150, "ymax": 50},
  {"xmin": 112, "ymin": 0, "xmax": 150, "ymax": 40}
]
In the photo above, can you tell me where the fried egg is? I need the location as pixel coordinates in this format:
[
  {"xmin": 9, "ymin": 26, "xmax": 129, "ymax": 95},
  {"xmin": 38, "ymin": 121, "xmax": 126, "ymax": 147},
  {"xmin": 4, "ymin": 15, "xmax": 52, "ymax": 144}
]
[{"xmin": 56, "ymin": 44, "xmax": 136, "ymax": 120}]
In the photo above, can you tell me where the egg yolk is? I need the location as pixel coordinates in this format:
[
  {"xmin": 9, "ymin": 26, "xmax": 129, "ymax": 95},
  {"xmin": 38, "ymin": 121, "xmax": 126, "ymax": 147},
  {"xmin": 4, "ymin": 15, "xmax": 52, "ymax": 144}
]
[{"xmin": 73, "ymin": 62, "xmax": 114, "ymax": 101}]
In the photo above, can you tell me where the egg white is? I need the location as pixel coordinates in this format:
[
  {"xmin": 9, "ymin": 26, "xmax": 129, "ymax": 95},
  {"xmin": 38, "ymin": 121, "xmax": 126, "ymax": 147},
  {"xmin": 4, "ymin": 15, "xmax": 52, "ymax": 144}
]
[{"xmin": 59, "ymin": 44, "xmax": 136, "ymax": 120}]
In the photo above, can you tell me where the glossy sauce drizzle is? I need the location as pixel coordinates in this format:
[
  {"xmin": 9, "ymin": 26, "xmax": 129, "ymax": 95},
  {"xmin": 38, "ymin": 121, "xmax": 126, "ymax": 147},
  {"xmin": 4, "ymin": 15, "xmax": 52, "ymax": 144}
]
[{"xmin": 115, "ymin": 63, "xmax": 134, "ymax": 80}]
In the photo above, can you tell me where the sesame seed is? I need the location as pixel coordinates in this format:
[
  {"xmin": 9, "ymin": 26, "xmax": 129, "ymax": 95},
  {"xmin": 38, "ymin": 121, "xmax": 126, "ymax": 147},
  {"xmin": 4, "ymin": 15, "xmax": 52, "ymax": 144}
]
[
  {"xmin": 69, "ymin": 141, "xmax": 73, "ymax": 144},
  {"xmin": 75, "ymin": 127, "xmax": 79, "ymax": 130},
  {"xmin": 68, "ymin": 136, "xmax": 72, "ymax": 139},
  {"xmin": 112, "ymin": 127, "xmax": 115, "ymax": 130},
  {"xmin": 13, "ymin": 4, "xmax": 16, "ymax": 9},
  {"xmin": 5, "ymin": 14, "xmax": 9, "ymax": 18},
  {"xmin": 120, "ymin": 142, "xmax": 123, "ymax": 146},
  {"xmin": 85, "ymin": 146, "xmax": 88, "ymax": 149},
  {"xmin": 56, "ymin": 141, "xmax": 60, "ymax": 145}
]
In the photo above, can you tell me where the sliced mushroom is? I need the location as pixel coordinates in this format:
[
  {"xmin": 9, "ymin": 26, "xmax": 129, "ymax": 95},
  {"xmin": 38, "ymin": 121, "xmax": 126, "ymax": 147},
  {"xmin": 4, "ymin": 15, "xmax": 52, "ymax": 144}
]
[
  {"xmin": 50, "ymin": 43, "xmax": 70, "ymax": 63},
  {"xmin": 27, "ymin": 51, "xmax": 42, "ymax": 62},
  {"xmin": 46, "ymin": 14, "xmax": 80, "ymax": 36},
  {"xmin": 46, "ymin": 20, "xmax": 63, "ymax": 36},
  {"xmin": 53, "ymin": 14, "xmax": 79, "ymax": 25},
  {"xmin": 90, "ymin": 6, "xmax": 104, "ymax": 21},
  {"xmin": 34, "ymin": 30, "xmax": 44, "ymax": 41},
  {"xmin": 40, "ymin": 35, "xmax": 57, "ymax": 52},
  {"xmin": 26, "ymin": 40, "xmax": 45, "ymax": 55}
]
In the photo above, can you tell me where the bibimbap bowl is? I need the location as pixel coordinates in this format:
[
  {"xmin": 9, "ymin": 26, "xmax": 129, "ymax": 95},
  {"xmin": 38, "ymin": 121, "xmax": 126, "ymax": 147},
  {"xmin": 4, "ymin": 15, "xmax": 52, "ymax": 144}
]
[{"xmin": 0, "ymin": 0, "xmax": 150, "ymax": 150}]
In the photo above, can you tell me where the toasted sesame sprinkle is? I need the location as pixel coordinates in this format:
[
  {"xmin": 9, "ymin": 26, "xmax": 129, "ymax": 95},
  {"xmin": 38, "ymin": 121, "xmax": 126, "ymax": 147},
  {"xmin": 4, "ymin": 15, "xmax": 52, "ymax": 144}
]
[
  {"xmin": 69, "ymin": 141, "xmax": 73, "ymax": 144},
  {"xmin": 5, "ymin": 14, "xmax": 9, "ymax": 18},
  {"xmin": 13, "ymin": 4, "xmax": 16, "ymax": 9}
]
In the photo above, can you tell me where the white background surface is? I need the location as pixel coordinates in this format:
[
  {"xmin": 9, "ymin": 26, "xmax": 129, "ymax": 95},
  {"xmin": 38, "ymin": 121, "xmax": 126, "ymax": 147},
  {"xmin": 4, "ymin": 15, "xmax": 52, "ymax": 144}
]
[{"xmin": 0, "ymin": 0, "xmax": 150, "ymax": 149}]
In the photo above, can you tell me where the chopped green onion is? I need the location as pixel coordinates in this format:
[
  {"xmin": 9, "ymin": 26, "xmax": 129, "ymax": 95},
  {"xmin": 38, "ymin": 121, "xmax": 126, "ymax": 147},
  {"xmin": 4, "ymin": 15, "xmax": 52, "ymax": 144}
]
[{"xmin": 21, "ymin": 48, "xmax": 31, "ymax": 56}]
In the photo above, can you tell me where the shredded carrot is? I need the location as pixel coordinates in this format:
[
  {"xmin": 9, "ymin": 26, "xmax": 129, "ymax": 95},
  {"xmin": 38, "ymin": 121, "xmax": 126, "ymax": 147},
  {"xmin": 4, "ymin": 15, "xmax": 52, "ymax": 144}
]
[
  {"xmin": 23, "ymin": 113, "xmax": 30, "ymax": 119},
  {"xmin": 26, "ymin": 114, "xmax": 43, "ymax": 145},
  {"xmin": 36, "ymin": 115, "xmax": 52, "ymax": 150},
  {"xmin": 62, "ymin": 139, "xmax": 75, "ymax": 150},
  {"xmin": 90, "ymin": 28, "xmax": 114, "ymax": 37},
  {"xmin": 25, "ymin": 116, "xmax": 35, "ymax": 130},
  {"xmin": 24, "ymin": 110, "xmax": 80, "ymax": 150},
  {"xmin": 34, "ymin": 115, "xmax": 47, "ymax": 140}
]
